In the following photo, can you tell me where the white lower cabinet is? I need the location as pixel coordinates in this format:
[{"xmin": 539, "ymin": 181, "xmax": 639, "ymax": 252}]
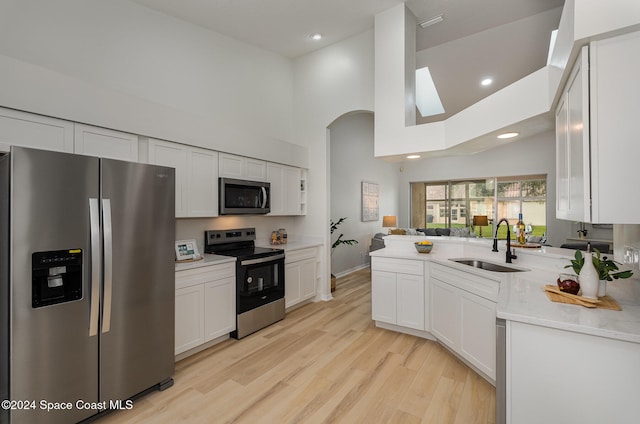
[
  {"xmin": 508, "ymin": 321, "xmax": 640, "ymax": 424},
  {"xmin": 430, "ymin": 263, "xmax": 498, "ymax": 381},
  {"xmin": 203, "ymin": 276, "xmax": 236, "ymax": 341},
  {"xmin": 431, "ymin": 278, "xmax": 460, "ymax": 347},
  {"xmin": 371, "ymin": 257, "xmax": 425, "ymax": 331},
  {"xmin": 285, "ymin": 247, "xmax": 318, "ymax": 309},
  {"xmin": 459, "ymin": 289, "xmax": 496, "ymax": 378},
  {"xmin": 372, "ymin": 270, "xmax": 397, "ymax": 324},
  {"xmin": 175, "ymin": 284, "xmax": 205, "ymax": 354},
  {"xmin": 175, "ymin": 262, "xmax": 235, "ymax": 356}
]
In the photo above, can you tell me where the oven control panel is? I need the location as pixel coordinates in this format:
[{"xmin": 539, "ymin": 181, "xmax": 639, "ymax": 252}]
[{"xmin": 205, "ymin": 228, "xmax": 256, "ymax": 245}]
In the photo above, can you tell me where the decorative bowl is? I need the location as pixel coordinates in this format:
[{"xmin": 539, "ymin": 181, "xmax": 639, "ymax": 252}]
[
  {"xmin": 414, "ymin": 241, "xmax": 433, "ymax": 254},
  {"xmin": 557, "ymin": 273, "xmax": 580, "ymax": 295}
]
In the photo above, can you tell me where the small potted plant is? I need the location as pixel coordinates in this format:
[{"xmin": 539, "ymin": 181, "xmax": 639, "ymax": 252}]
[
  {"xmin": 330, "ymin": 217, "xmax": 358, "ymax": 291},
  {"xmin": 565, "ymin": 248, "xmax": 633, "ymax": 296}
]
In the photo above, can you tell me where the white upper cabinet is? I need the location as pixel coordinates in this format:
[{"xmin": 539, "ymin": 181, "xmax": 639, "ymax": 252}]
[
  {"xmin": 187, "ymin": 148, "xmax": 219, "ymax": 217},
  {"xmin": 589, "ymin": 31, "xmax": 640, "ymax": 224},
  {"xmin": 556, "ymin": 31, "xmax": 640, "ymax": 224},
  {"xmin": 267, "ymin": 162, "xmax": 302, "ymax": 216},
  {"xmin": 556, "ymin": 46, "xmax": 590, "ymax": 222},
  {"xmin": 74, "ymin": 123, "xmax": 139, "ymax": 161},
  {"xmin": 219, "ymin": 153, "xmax": 266, "ymax": 181},
  {"xmin": 0, "ymin": 107, "xmax": 74, "ymax": 153},
  {"xmin": 148, "ymin": 139, "xmax": 218, "ymax": 218},
  {"xmin": 148, "ymin": 139, "xmax": 188, "ymax": 217}
]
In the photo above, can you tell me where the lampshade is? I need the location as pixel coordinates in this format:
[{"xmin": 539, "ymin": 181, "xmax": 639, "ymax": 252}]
[
  {"xmin": 382, "ymin": 216, "xmax": 397, "ymax": 227},
  {"xmin": 473, "ymin": 215, "xmax": 489, "ymax": 226}
]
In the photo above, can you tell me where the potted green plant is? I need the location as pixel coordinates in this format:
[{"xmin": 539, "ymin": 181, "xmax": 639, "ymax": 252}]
[
  {"xmin": 330, "ymin": 217, "xmax": 358, "ymax": 291},
  {"xmin": 565, "ymin": 248, "xmax": 633, "ymax": 296}
]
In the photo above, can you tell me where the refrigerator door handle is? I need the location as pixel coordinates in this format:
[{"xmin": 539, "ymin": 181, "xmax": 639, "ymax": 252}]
[
  {"xmin": 102, "ymin": 198, "xmax": 113, "ymax": 334},
  {"xmin": 89, "ymin": 198, "xmax": 100, "ymax": 337}
]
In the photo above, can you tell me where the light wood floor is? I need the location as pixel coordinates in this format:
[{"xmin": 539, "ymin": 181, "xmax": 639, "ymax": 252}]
[{"xmin": 98, "ymin": 268, "xmax": 495, "ymax": 423}]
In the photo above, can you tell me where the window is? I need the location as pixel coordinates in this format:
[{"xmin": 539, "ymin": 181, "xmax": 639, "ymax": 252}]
[{"xmin": 410, "ymin": 175, "xmax": 546, "ymax": 239}]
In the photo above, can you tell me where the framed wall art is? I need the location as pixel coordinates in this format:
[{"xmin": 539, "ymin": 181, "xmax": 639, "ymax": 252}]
[{"xmin": 361, "ymin": 181, "xmax": 379, "ymax": 222}]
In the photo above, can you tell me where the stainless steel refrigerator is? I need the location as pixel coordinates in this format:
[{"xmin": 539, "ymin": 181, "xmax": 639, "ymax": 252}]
[{"xmin": 0, "ymin": 146, "xmax": 175, "ymax": 424}]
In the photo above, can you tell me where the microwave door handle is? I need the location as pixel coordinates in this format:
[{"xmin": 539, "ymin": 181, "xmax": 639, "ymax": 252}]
[
  {"xmin": 88, "ymin": 198, "xmax": 100, "ymax": 337},
  {"xmin": 261, "ymin": 186, "xmax": 267, "ymax": 208}
]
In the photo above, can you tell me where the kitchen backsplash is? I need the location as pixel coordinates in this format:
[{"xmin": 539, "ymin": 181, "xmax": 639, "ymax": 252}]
[{"xmin": 176, "ymin": 216, "xmax": 305, "ymax": 254}]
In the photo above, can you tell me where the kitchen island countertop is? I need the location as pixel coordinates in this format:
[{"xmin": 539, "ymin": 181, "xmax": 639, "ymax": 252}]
[{"xmin": 370, "ymin": 236, "xmax": 640, "ymax": 344}]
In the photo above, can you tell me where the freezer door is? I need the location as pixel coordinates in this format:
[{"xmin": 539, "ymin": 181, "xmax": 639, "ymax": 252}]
[
  {"xmin": 9, "ymin": 147, "xmax": 100, "ymax": 424},
  {"xmin": 100, "ymin": 159, "xmax": 175, "ymax": 402}
]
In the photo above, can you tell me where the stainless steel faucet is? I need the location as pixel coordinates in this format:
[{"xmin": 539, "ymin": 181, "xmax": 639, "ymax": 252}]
[{"xmin": 492, "ymin": 218, "xmax": 517, "ymax": 263}]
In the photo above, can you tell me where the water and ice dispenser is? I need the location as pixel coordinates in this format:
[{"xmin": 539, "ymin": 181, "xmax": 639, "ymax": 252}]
[{"xmin": 32, "ymin": 249, "xmax": 83, "ymax": 308}]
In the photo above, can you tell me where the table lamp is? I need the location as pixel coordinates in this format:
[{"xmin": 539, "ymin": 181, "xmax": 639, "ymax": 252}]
[
  {"xmin": 473, "ymin": 215, "xmax": 489, "ymax": 237},
  {"xmin": 382, "ymin": 215, "xmax": 397, "ymax": 234}
]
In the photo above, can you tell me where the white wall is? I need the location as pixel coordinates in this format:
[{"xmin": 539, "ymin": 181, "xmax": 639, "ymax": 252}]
[
  {"xmin": 398, "ymin": 130, "xmax": 573, "ymax": 248},
  {"xmin": 293, "ymin": 30, "xmax": 375, "ymax": 298},
  {"xmin": 374, "ymin": 4, "xmax": 559, "ymax": 159},
  {"xmin": 0, "ymin": 0, "xmax": 378, "ymax": 301},
  {"xmin": 329, "ymin": 112, "xmax": 399, "ymax": 277},
  {"xmin": 0, "ymin": 0, "xmax": 304, "ymax": 165}
]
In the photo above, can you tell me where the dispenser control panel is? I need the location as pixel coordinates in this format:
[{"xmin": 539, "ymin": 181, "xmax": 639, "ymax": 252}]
[{"xmin": 32, "ymin": 249, "xmax": 83, "ymax": 308}]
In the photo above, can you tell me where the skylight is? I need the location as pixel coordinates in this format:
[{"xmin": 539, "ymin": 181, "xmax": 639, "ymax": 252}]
[
  {"xmin": 547, "ymin": 29, "xmax": 558, "ymax": 65},
  {"xmin": 415, "ymin": 67, "xmax": 445, "ymax": 118}
]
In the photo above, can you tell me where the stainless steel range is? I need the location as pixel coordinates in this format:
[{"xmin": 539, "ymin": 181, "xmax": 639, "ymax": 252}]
[{"xmin": 204, "ymin": 228, "xmax": 285, "ymax": 339}]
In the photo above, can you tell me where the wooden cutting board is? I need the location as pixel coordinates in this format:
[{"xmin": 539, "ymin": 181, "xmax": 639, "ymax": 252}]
[
  {"xmin": 544, "ymin": 285, "xmax": 621, "ymax": 310},
  {"xmin": 512, "ymin": 242, "xmax": 542, "ymax": 248}
]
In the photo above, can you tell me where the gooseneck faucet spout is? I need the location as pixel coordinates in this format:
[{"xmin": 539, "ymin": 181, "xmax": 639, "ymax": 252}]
[{"xmin": 492, "ymin": 218, "xmax": 517, "ymax": 263}]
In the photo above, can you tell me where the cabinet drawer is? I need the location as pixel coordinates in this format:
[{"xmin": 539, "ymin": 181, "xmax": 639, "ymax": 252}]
[
  {"xmin": 285, "ymin": 247, "xmax": 317, "ymax": 263},
  {"xmin": 371, "ymin": 257, "xmax": 423, "ymax": 276},
  {"xmin": 431, "ymin": 263, "xmax": 500, "ymax": 302},
  {"xmin": 176, "ymin": 262, "xmax": 236, "ymax": 289}
]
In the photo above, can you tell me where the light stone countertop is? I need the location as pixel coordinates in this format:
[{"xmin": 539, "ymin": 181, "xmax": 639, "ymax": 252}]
[
  {"xmin": 255, "ymin": 240, "xmax": 322, "ymax": 251},
  {"xmin": 175, "ymin": 240, "xmax": 321, "ymax": 272},
  {"xmin": 370, "ymin": 236, "xmax": 640, "ymax": 344},
  {"xmin": 174, "ymin": 253, "xmax": 236, "ymax": 272}
]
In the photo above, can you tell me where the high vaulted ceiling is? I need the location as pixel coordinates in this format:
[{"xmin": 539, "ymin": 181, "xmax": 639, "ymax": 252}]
[{"xmin": 129, "ymin": 0, "xmax": 564, "ymax": 123}]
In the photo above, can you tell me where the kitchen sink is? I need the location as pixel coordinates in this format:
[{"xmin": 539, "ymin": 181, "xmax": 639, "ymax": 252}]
[{"xmin": 449, "ymin": 259, "xmax": 526, "ymax": 273}]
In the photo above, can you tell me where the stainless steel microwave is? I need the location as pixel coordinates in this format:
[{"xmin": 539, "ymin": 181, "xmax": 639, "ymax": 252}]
[{"xmin": 219, "ymin": 178, "xmax": 270, "ymax": 215}]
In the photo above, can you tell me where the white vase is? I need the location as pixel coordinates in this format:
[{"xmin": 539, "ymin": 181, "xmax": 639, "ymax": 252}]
[
  {"xmin": 598, "ymin": 279, "xmax": 607, "ymax": 297},
  {"xmin": 580, "ymin": 252, "xmax": 599, "ymax": 299}
]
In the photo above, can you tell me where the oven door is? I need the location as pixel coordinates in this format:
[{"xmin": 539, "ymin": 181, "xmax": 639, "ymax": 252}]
[
  {"xmin": 237, "ymin": 255, "xmax": 284, "ymax": 314},
  {"xmin": 219, "ymin": 178, "xmax": 270, "ymax": 215}
]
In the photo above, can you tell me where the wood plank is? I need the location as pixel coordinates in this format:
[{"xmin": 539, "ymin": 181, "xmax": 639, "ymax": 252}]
[{"xmin": 96, "ymin": 268, "xmax": 495, "ymax": 424}]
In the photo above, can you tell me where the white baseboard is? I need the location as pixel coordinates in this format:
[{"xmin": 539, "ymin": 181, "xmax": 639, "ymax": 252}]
[{"xmin": 333, "ymin": 263, "xmax": 370, "ymax": 279}]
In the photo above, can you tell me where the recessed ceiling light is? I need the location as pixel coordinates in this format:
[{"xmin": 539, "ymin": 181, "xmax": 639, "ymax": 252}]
[
  {"xmin": 481, "ymin": 78, "xmax": 493, "ymax": 86},
  {"xmin": 309, "ymin": 33, "xmax": 322, "ymax": 41},
  {"xmin": 497, "ymin": 132, "xmax": 519, "ymax": 139},
  {"xmin": 406, "ymin": 154, "xmax": 421, "ymax": 159}
]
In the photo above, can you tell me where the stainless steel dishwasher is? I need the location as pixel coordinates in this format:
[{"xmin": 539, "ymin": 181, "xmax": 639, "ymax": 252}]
[{"xmin": 496, "ymin": 318, "xmax": 506, "ymax": 424}]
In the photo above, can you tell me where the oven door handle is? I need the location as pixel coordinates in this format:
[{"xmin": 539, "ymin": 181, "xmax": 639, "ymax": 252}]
[{"xmin": 240, "ymin": 253, "xmax": 284, "ymax": 266}]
